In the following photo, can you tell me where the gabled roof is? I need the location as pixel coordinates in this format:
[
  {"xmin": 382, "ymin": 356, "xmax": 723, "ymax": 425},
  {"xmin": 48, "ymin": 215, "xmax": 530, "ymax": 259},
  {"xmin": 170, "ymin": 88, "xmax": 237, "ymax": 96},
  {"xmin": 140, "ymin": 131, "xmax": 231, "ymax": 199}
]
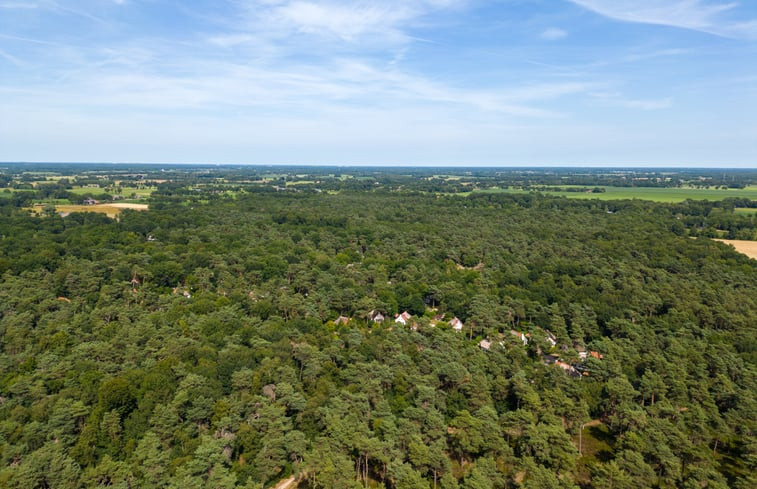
[
  {"xmin": 395, "ymin": 311, "xmax": 411, "ymax": 324},
  {"xmin": 510, "ymin": 330, "xmax": 528, "ymax": 345},
  {"xmin": 449, "ymin": 317, "xmax": 464, "ymax": 331}
]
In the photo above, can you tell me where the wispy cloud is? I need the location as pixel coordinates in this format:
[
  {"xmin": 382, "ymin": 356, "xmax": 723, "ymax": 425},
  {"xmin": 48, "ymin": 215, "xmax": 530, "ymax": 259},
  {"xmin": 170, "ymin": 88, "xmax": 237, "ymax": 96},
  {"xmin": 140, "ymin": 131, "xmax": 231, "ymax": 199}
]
[
  {"xmin": 0, "ymin": 0, "xmax": 112, "ymax": 24},
  {"xmin": 540, "ymin": 27, "xmax": 568, "ymax": 41},
  {"xmin": 1, "ymin": 0, "xmax": 590, "ymax": 121},
  {"xmin": 567, "ymin": 0, "xmax": 757, "ymax": 39},
  {"xmin": 238, "ymin": 0, "xmax": 467, "ymax": 44},
  {"xmin": 1, "ymin": 0, "xmax": 754, "ymax": 166},
  {"xmin": 272, "ymin": 2, "xmax": 410, "ymax": 40},
  {"xmin": 0, "ymin": 49, "xmax": 23, "ymax": 65},
  {"xmin": 5, "ymin": 54, "xmax": 582, "ymax": 119},
  {"xmin": 0, "ymin": 33, "xmax": 63, "ymax": 46},
  {"xmin": 622, "ymin": 48, "xmax": 690, "ymax": 62}
]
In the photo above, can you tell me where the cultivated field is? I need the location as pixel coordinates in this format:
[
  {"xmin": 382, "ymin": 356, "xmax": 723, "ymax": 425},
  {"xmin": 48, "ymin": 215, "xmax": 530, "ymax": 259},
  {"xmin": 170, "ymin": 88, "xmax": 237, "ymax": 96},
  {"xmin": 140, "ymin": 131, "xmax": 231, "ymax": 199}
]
[
  {"xmin": 67, "ymin": 186, "xmax": 155, "ymax": 199},
  {"xmin": 31, "ymin": 203, "xmax": 148, "ymax": 218},
  {"xmin": 469, "ymin": 186, "xmax": 757, "ymax": 203},
  {"xmin": 714, "ymin": 239, "xmax": 757, "ymax": 259}
]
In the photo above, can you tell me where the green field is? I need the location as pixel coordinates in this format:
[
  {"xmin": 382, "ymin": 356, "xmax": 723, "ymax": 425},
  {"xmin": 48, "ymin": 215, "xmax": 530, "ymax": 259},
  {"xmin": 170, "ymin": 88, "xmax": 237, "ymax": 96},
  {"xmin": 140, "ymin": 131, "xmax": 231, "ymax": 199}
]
[
  {"xmin": 285, "ymin": 180, "xmax": 316, "ymax": 186},
  {"xmin": 468, "ymin": 186, "xmax": 757, "ymax": 203},
  {"xmin": 67, "ymin": 186, "xmax": 154, "ymax": 198}
]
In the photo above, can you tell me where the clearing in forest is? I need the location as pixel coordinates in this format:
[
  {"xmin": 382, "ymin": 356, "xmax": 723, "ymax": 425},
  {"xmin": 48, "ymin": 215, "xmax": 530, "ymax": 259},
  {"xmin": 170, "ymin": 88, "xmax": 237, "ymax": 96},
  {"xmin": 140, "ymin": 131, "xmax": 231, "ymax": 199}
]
[
  {"xmin": 32, "ymin": 203, "xmax": 148, "ymax": 218},
  {"xmin": 714, "ymin": 239, "xmax": 757, "ymax": 259}
]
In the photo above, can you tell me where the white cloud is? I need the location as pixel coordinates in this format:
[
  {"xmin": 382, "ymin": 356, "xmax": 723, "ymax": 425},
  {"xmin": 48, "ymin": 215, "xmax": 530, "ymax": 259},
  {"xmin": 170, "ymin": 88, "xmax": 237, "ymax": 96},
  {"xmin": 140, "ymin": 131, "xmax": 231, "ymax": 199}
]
[
  {"xmin": 5, "ymin": 0, "xmax": 751, "ymax": 166},
  {"xmin": 1, "ymin": 0, "xmax": 587, "ymax": 121},
  {"xmin": 540, "ymin": 27, "xmax": 568, "ymax": 40},
  {"xmin": 567, "ymin": 0, "xmax": 757, "ymax": 39},
  {"xmin": 207, "ymin": 34, "xmax": 258, "ymax": 48},
  {"xmin": 240, "ymin": 0, "xmax": 466, "ymax": 43},
  {"xmin": 272, "ymin": 2, "xmax": 408, "ymax": 40},
  {"xmin": 5, "ymin": 53, "xmax": 584, "ymax": 119}
]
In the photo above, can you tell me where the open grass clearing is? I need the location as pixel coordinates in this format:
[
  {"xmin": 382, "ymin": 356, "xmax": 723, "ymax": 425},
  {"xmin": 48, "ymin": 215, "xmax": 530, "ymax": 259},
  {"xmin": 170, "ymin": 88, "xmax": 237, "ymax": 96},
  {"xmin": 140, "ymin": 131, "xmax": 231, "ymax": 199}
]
[
  {"xmin": 573, "ymin": 421, "xmax": 614, "ymax": 485},
  {"xmin": 67, "ymin": 185, "xmax": 155, "ymax": 197}
]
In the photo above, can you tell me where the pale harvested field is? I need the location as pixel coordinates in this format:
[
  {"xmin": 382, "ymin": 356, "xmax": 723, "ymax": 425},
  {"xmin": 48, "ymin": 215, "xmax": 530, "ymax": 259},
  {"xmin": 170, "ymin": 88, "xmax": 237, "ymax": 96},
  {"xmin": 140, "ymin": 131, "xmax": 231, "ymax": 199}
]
[
  {"xmin": 714, "ymin": 239, "xmax": 757, "ymax": 259},
  {"xmin": 32, "ymin": 203, "xmax": 148, "ymax": 218},
  {"xmin": 106, "ymin": 203, "xmax": 149, "ymax": 209}
]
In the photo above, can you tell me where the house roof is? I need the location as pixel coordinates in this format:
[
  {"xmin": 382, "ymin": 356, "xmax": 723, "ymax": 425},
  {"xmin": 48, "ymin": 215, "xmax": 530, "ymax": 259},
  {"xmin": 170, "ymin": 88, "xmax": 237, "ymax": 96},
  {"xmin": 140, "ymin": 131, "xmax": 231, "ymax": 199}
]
[
  {"xmin": 395, "ymin": 311, "xmax": 411, "ymax": 324},
  {"xmin": 370, "ymin": 311, "xmax": 385, "ymax": 322}
]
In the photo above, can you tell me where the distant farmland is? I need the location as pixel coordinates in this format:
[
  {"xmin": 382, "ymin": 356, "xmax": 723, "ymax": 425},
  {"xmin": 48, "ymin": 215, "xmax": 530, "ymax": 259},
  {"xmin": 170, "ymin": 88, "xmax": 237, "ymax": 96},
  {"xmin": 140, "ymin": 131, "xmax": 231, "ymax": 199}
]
[
  {"xmin": 31, "ymin": 203, "xmax": 148, "ymax": 218},
  {"xmin": 714, "ymin": 239, "xmax": 757, "ymax": 259},
  {"xmin": 470, "ymin": 185, "xmax": 757, "ymax": 203}
]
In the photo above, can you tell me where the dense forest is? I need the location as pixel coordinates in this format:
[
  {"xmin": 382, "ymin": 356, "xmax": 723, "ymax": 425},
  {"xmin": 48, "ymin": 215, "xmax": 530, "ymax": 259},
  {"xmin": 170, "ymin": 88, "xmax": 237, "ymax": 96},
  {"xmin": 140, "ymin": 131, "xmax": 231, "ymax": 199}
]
[{"xmin": 0, "ymin": 175, "xmax": 755, "ymax": 488}]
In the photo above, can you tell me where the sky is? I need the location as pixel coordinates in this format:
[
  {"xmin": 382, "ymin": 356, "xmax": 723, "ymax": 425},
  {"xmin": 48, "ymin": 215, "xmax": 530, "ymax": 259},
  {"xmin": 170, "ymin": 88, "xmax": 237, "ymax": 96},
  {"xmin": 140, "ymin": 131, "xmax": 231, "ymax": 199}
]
[{"xmin": 1, "ymin": 0, "xmax": 756, "ymax": 167}]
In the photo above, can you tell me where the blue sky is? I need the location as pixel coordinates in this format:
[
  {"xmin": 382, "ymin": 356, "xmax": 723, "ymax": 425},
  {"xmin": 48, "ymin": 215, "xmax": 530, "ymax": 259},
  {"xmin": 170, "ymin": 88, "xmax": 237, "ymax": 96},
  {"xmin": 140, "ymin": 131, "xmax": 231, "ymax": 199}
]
[{"xmin": 1, "ymin": 0, "xmax": 756, "ymax": 166}]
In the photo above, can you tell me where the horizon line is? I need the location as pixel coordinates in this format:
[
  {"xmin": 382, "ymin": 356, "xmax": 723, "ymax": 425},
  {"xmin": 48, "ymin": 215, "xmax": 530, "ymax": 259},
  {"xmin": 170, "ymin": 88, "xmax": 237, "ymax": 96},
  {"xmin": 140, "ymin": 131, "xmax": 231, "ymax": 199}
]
[{"xmin": 2, "ymin": 161, "xmax": 756, "ymax": 170}]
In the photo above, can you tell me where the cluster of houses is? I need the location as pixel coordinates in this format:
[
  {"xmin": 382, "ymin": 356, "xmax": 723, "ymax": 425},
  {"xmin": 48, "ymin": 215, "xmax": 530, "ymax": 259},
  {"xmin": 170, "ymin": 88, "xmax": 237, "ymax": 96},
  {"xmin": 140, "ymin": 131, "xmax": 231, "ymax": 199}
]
[
  {"xmin": 360, "ymin": 309, "xmax": 603, "ymax": 378},
  {"xmin": 387, "ymin": 310, "xmax": 466, "ymax": 333},
  {"xmin": 126, "ymin": 281, "xmax": 602, "ymax": 379},
  {"xmin": 82, "ymin": 195, "xmax": 127, "ymax": 205}
]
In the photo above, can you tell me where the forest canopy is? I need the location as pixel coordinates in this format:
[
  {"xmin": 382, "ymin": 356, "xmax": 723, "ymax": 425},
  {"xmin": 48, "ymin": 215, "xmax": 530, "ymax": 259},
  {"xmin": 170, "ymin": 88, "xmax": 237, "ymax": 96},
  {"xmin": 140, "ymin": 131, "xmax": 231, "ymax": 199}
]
[{"xmin": 0, "ymin": 166, "xmax": 755, "ymax": 489}]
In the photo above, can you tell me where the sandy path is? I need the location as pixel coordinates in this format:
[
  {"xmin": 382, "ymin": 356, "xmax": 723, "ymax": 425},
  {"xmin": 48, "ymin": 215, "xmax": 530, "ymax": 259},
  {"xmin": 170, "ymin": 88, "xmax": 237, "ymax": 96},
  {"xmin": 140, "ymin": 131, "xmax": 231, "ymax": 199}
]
[
  {"xmin": 714, "ymin": 239, "xmax": 757, "ymax": 260},
  {"xmin": 273, "ymin": 476, "xmax": 297, "ymax": 489}
]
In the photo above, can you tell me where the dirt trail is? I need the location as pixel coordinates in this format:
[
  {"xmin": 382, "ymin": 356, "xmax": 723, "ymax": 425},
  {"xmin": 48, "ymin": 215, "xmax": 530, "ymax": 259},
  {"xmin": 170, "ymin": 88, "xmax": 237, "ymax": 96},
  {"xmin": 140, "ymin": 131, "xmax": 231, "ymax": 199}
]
[{"xmin": 273, "ymin": 476, "xmax": 297, "ymax": 489}]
